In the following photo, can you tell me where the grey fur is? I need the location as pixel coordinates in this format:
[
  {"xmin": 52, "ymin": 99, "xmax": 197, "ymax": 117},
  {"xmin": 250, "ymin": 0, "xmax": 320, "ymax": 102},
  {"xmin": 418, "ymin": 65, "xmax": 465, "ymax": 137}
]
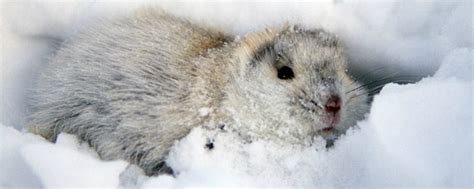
[{"xmin": 27, "ymin": 9, "xmax": 369, "ymax": 175}]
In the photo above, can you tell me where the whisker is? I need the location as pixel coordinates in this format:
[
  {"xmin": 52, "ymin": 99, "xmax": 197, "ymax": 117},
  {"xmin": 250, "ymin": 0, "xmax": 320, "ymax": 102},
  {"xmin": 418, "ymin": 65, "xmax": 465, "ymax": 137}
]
[
  {"xmin": 348, "ymin": 70, "xmax": 401, "ymax": 87},
  {"xmin": 346, "ymin": 75, "xmax": 419, "ymax": 94},
  {"xmin": 348, "ymin": 66, "xmax": 389, "ymax": 86},
  {"xmin": 347, "ymin": 78, "xmax": 419, "ymax": 101}
]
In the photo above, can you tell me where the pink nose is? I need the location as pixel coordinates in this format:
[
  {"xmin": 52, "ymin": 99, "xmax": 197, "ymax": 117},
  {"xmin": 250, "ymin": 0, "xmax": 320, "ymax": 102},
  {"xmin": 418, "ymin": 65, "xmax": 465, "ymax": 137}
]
[{"xmin": 325, "ymin": 96, "xmax": 341, "ymax": 114}]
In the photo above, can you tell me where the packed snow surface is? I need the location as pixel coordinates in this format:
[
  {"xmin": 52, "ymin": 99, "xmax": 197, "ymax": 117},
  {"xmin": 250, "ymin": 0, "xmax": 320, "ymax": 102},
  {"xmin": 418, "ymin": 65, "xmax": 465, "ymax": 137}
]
[{"xmin": 0, "ymin": 0, "xmax": 472, "ymax": 188}]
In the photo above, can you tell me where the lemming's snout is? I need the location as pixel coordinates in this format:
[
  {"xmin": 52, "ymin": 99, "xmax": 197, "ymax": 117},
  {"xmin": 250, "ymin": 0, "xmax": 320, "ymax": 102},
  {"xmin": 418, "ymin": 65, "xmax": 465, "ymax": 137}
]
[{"xmin": 324, "ymin": 95, "xmax": 341, "ymax": 114}]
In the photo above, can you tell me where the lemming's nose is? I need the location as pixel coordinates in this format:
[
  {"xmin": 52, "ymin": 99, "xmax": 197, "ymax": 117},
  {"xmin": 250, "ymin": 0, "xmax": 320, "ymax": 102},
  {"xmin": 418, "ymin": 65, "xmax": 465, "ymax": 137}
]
[{"xmin": 325, "ymin": 96, "xmax": 341, "ymax": 114}]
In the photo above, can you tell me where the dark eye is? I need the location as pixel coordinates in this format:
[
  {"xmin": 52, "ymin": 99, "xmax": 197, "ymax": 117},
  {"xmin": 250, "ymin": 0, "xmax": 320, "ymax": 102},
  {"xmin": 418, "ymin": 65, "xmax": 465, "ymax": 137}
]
[{"xmin": 277, "ymin": 66, "xmax": 294, "ymax": 80}]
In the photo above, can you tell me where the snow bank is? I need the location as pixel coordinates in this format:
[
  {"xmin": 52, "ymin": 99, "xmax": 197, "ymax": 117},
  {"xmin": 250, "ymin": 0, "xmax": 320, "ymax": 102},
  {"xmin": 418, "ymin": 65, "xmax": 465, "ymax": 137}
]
[{"xmin": 1, "ymin": 0, "xmax": 472, "ymax": 188}]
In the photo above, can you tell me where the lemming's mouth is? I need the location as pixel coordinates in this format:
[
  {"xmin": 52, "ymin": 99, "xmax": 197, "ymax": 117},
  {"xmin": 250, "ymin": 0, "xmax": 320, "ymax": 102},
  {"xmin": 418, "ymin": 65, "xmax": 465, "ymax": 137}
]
[
  {"xmin": 321, "ymin": 126, "xmax": 334, "ymax": 132},
  {"xmin": 324, "ymin": 112, "xmax": 341, "ymax": 127}
]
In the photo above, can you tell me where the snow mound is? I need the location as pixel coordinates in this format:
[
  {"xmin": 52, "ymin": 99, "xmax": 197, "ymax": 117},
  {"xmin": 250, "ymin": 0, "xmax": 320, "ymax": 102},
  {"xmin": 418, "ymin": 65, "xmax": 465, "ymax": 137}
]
[{"xmin": 1, "ymin": 0, "xmax": 472, "ymax": 188}]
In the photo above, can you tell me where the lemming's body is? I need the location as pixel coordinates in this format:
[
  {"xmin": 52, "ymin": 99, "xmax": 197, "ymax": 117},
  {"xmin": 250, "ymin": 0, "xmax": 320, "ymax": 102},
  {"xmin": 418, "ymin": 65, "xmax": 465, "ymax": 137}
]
[{"xmin": 27, "ymin": 8, "xmax": 369, "ymax": 175}]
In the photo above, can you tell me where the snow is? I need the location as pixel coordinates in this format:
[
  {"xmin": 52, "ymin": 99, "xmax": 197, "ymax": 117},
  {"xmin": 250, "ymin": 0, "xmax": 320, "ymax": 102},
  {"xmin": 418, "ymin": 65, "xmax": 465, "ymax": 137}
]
[
  {"xmin": 21, "ymin": 134, "xmax": 128, "ymax": 188},
  {"xmin": 1, "ymin": 0, "xmax": 472, "ymax": 188}
]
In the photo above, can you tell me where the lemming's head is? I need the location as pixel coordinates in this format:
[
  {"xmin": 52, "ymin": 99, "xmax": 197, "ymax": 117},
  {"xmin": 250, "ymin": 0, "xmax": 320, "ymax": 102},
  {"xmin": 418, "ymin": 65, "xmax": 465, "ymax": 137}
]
[{"xmin": 226, "ymin": 26, "xmax": 369, "ymax": 144}]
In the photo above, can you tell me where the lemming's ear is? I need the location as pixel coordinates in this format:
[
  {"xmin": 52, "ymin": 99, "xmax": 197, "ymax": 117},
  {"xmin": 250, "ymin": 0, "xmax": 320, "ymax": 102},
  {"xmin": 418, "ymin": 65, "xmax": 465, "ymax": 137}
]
[
  {"xmin": 233, "ymin": 29, "xmax": 278, "ymax": 75},
  {"xmin": 249, "ymin": 43, "xmax": 275, "ymax": 67}
]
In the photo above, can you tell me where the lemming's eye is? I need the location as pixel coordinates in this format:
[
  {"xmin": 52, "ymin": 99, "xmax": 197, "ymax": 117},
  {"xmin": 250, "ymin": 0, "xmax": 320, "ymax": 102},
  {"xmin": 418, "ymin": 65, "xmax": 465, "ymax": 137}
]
[{"xmin": 277, "ymin": 66, "xmax": 294, "ymax": 80}]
